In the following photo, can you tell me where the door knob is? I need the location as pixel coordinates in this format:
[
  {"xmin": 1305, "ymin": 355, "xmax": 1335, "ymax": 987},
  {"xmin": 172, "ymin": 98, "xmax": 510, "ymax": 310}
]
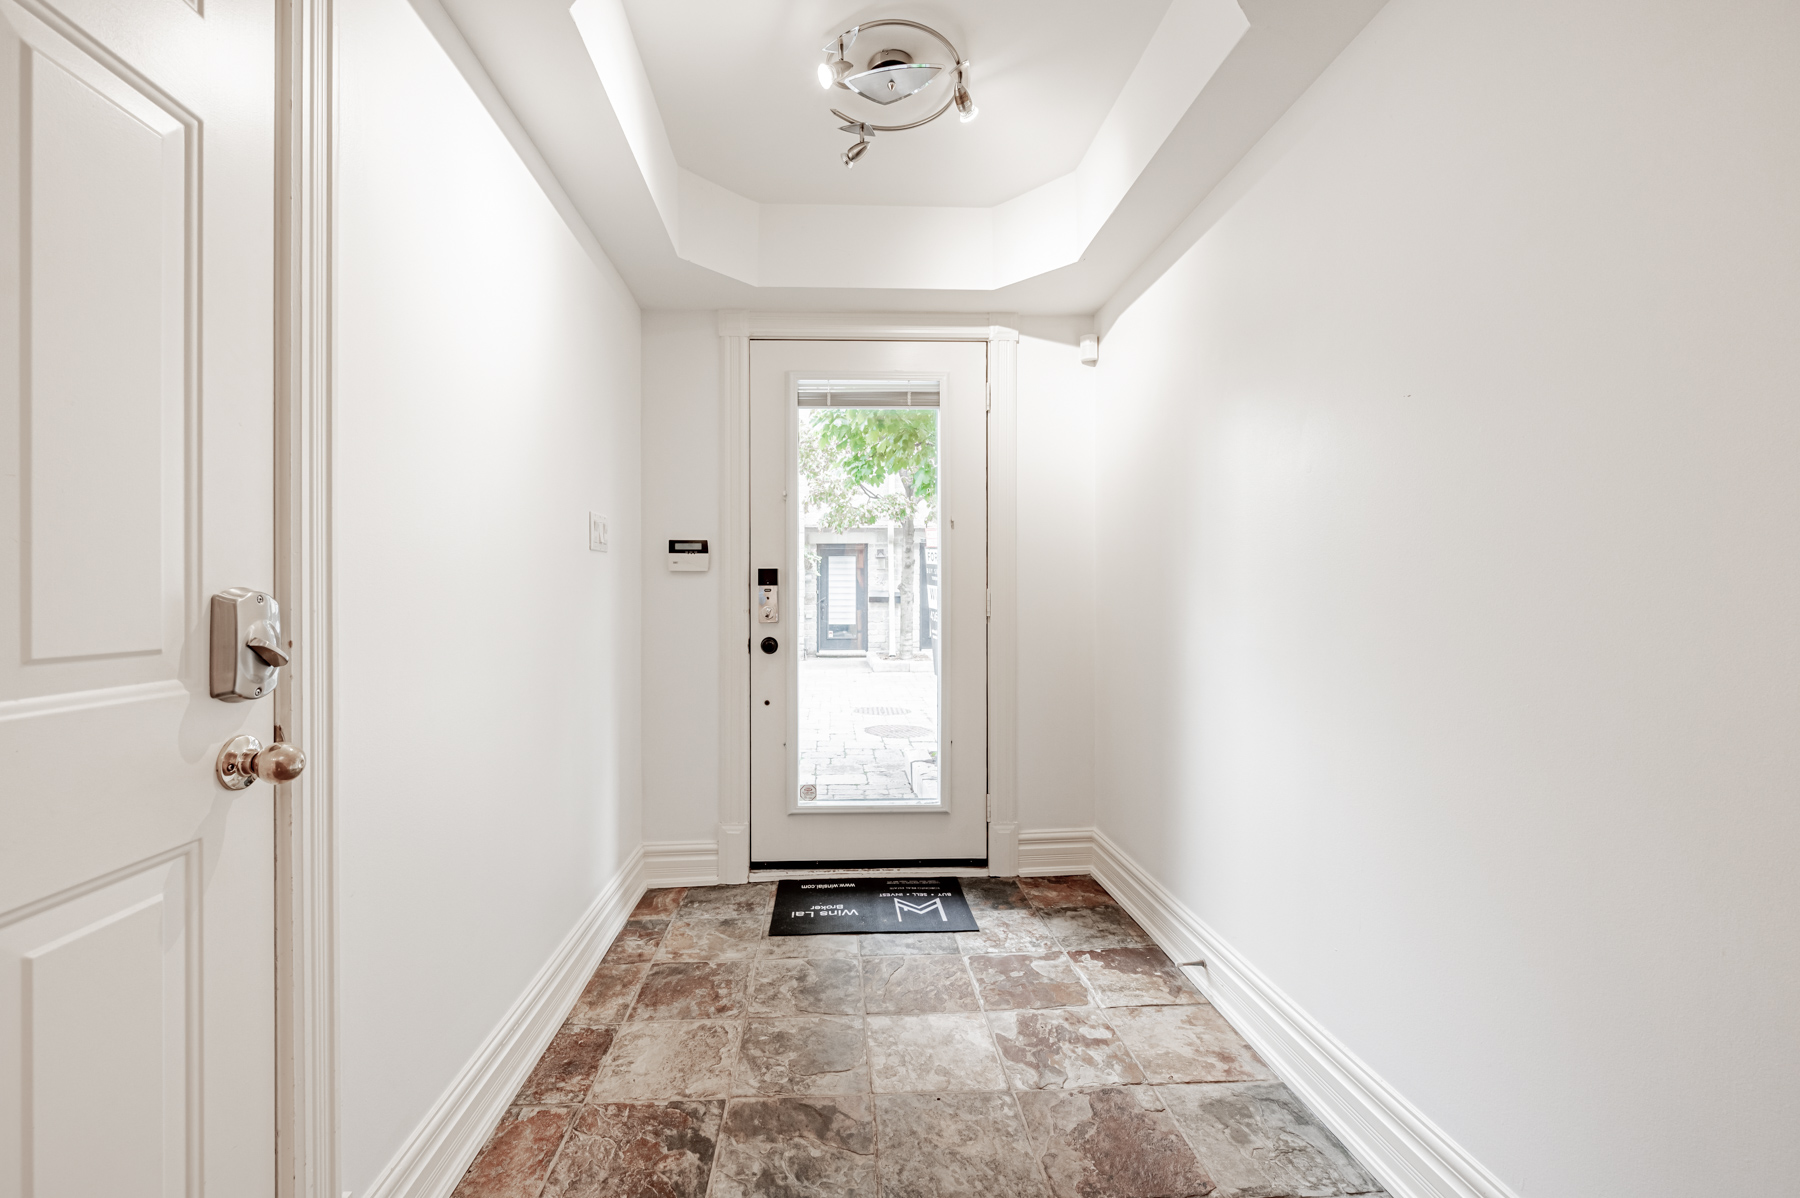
[
  {"xmin": 216, "ymin": 735, "xmax": 307, "ymax": 791},
  {"xmin": 761, "ymin": 636, "xmax": 779, "ymax": 654}
]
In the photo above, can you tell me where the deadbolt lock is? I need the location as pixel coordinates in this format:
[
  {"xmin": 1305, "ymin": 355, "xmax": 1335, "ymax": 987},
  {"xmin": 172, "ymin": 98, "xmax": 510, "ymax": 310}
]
[{"xmin": 210, "ymin": 587, "xmax": 288, "ymax": 701}]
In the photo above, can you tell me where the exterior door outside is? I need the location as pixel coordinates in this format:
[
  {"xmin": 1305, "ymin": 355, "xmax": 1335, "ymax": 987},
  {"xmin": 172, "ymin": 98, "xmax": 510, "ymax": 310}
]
[
  {"xmin": 0, "ymin": 1, "xmax": 279, "ymax": 1195},
  {"xmin": 815, "ymin": 543, "xmax": 867, "ymax": 652},
  {"xmin": 748, "ymin": 339, "xmax": 987, "ymax": 866}
]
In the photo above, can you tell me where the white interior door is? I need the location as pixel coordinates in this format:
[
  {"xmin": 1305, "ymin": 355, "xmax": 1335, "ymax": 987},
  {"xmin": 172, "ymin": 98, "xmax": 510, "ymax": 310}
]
[
  {"xmin": 0, "ymin": 1, "xmax": 277, "ymax": 1195},
  {"xmin": 749, "ymin": 340, "xmax": 988, "ymax": 867}
]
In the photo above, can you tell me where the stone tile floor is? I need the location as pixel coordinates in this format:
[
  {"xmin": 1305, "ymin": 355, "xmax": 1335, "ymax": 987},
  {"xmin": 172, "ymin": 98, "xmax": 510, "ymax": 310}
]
[
  {"xmin": 451, "ymin": 876, "xmax": 1387, "ymax": 1198},
  {"xmin": 799, "ymin": 658, "xmax": 938, "ymax": 802}
]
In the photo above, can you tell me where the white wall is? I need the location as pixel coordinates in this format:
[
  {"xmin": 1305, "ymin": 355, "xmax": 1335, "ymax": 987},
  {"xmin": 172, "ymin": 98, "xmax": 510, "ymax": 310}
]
[
  {"xmin": 1091, "ymin": 0, "xmax": 1800, "ymax": 1193},
  {"xmin": 1016, "ymin": 330, "xmax": 1098, "ymax": 833},
  {"xmin": 637, "ymin": 320, "xmax": 1098, "ymax": 846},
  {"xmin": 640, "ymin": 311, "xmax": 721, "ymax": 845},
  {"xmin": 335, "ymin": 0, "xmax": 642, "ymax": 1191}
]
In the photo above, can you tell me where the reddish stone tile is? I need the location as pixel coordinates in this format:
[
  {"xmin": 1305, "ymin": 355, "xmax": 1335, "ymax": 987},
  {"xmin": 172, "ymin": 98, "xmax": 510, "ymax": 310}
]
[
  {"xmin": 1067, "ymin": 947, "xmax": 1203, "ymax": 1008},
  {"xmin": 711, "ymin": 1096, "xmax": 877, "ymax": 1198},
  {"xmin": 748, "ymin": 957, "xmax": 863, "ymax": 1016},
  {"xmin": 566, "ymin": 965, "xmax": 647, "ymax": 1028},
  {"xmin": 676, "ymin": 883, "xmax": 776, "ymax": 919},
  {"xmin": 657, "ymin": 916, "xmax": 766, "ymax": 961},
  {"xmin": 966, "ymin": 953, "xmax": 1092, "ymax": 1010},
  {"xmin": 1017, "ymin": 1087, "xmax": 1213, "ymax": 1198},
  {"xmin": 1018, "ymin": 875, "xmax": 1117, "ymax": 910},
  {"xmin": 629, "ymin": 961, "xmax": 748, "ymax": 1021},
  {"xmin": 1042, "ymin": 907, "xmax": 1153, "ymax": 951},
  {"xmin": 988, "ymin": 1008, "xmax": 1145, "ymax": 1091},
  {"xmin": 631, "ymin": 888, "xmax": 687, "ymax": 919},
  {"xmin": 733, "ymin": 1016, "xmax": 871, "ymax": 1096},
  {"xmin": 861, "ymin": 955, "xmax": 980, "ymax": 1014},
  {"xmin": 451, "ymin": 1105, "xmax": 575, "ymax": 1198},
  {"xmin": 866, "ymin": 1014, "xmax": 1007, "ymax": 1093},
  {"xmin": 956, "ymin": 909, "xmax": 1060, "ymax": 956},
  {"xmin": 960, "ymin": 877, "xmax": 1035, "ymax": 914},
  {"xmin": 515, "ymin": 1027, "xmax": 615, "ymax": 1106},
  {"xmin": 1106, "ymin": 1006, "xmax": 1270, "ymax": 1084},
  {"xmin": 541, "ymin": 1100, "xmax": 723, "ymax": 1198},
  {"xmin": 759, "ymin": 933, "xmax": 862, "ymax": 959},
  {"xmin": 600, "ymin": 919, "xmax": 669, "ymax": 965},
  {"xmin": 1159, "ymin": 1081, "xmax": 1380, "ymax": 1196},
  {"xmin": 860, "ymin": 932, "xmax": 961, "ymax": 956},
  {"xmin": 874, "ymin": 1092, "xmax": 1051, "ymax": 1198},
  {"xmin": 593, "ymin": 1021, "xmax": 740, "ymax": 1100}
]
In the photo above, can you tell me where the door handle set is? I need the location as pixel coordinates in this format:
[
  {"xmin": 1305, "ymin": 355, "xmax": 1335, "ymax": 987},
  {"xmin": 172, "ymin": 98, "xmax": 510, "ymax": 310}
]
[
  {"xmin": 216, "ymin": 735, "xmax": 307, "ymax": 791},
  {"xmin": 210, "ymin": 587, "xmax": 306, "ymax": 788}
]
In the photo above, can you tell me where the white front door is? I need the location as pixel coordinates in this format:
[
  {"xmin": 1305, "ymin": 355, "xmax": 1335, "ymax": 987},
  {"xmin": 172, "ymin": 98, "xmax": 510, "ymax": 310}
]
[
  {"xmin": 749, "ymin": 340, "xmax": 988, "ymax": 867},
  {"xmin": 0, "ymin": 1, "xmax": 278, "ymax": 1195}
]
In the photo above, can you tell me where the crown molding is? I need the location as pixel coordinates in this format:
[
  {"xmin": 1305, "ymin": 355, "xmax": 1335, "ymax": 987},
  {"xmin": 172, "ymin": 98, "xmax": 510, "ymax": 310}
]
[{"xmin": 737, "ymin": 311, "xmax": 1013, "ymax": 341}]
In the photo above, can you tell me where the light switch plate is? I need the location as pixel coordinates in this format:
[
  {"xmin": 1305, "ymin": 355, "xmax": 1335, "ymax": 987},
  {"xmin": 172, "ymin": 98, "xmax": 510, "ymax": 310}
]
[{"xmin": 589, "ymin": 512, "xmax": 608, "ymax": 552}]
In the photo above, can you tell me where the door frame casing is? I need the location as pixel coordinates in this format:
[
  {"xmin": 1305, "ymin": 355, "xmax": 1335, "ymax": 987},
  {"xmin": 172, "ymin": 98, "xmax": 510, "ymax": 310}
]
[
  {"xmin": 274, "ymin": 1, "xmax": 338, "ymax": 1196},
  {"xmin": 715, "ymin": 312, "xmax": 1020, "ymax": 882}
]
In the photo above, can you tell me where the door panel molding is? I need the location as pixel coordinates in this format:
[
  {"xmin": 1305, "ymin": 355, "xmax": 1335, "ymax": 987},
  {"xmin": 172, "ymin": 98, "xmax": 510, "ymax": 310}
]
[
  {"xmin": 274, "ymin": 1, "xmax": 337, "ymax": 1196},
  {"xmin": 716, "ymin": 313, "xmax": 1021, "ymax": 880},
  {"xmin": 0, "ymin": 841, "xmax": 202, "ymax": 1198},
  {"xmin": 7, "ymin": 0, "xmax": 200, "ymax": 668},
  {"xmin": 0, "ymin": 678, "xmax": 185, "ymax": 723},
  {"xmin": 0, "ymin": 0, "xmax": 202, "ymax": 697}
]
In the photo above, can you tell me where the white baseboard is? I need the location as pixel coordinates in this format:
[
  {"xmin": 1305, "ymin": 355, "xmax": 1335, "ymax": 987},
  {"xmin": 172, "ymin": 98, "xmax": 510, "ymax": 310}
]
[
  {"xmin": 988, "ymin": 821, "xmax": 1021, "ymax": 876},
  {"xmin": 1089, "ymin": 830, "xmax": 1518, "ymax": 1198},
  {"xmin": 644, "ymin": 839, "xmax": 720, "ymax": 887},
  {"xmin": 716, "ymin": 823, "xmax": 750, "ymax": 885},
  {"xmin": 361, "ymin": 846, "xmax": 646, "ymax": 1198},
  {"xmin": 1016, "ymin": 826, "xmax": 1094, "ymax": 876}
]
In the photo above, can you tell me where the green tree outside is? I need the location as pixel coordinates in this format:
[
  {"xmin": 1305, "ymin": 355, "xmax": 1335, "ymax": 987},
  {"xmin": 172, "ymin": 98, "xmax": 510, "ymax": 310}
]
[{"xmin": 799, "ymin": 408, "xmax": 937, "ymax": 659}]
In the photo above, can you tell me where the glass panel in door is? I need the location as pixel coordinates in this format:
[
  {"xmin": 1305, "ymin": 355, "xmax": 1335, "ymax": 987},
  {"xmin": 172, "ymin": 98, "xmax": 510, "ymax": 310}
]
[{"xmin": 795, "ymin": 389, "xmax": 940, "ymax": 806}]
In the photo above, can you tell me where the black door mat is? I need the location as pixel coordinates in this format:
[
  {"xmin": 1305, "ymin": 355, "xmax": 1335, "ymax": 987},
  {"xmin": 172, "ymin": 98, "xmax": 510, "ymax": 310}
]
[{"xmin": 769, "ymin": 877, "xmax": 979, "ymax": 936}]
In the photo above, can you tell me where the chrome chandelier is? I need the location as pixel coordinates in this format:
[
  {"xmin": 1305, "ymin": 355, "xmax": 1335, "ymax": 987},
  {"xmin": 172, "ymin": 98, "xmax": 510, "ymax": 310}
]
[{"xmin": 817, "ymin": 19, "xmax": 977, "ymax": 167}]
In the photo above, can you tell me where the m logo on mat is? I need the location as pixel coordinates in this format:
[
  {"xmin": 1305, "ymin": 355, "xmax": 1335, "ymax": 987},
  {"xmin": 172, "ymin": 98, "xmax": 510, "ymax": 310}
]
[{"xmin": 893, "ymin": 897, "xmax": 948, "ymax": 922}]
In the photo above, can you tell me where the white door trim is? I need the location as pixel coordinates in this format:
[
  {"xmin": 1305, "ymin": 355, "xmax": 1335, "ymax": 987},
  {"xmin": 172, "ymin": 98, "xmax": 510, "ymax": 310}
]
[
  {"xmin": 985, "ymin": 329, "xmax": 1021, "ymax": 876},
  {"xmin": 715, "ymin": 312, "xmax": 1021, "ymax": 881},
  {"xmin": 275, "ymin": 2, "xmax": 338, "ymax": 1196},
  {"xmin": 716, "ymin": 311, "xmax": 752, "ymax": 883}
]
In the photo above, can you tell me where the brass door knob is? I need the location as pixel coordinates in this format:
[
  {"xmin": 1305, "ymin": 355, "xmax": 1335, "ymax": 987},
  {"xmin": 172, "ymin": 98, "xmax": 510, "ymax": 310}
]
[{"xmin": 216, "ymin": 735, "xmax": 307, "ymax": 791}]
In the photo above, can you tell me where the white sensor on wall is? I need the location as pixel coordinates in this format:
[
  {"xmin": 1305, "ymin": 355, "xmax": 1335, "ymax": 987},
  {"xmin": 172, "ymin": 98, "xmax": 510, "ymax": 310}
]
[
  {"xmin": 669, "ymin": 539, "xmax": 710, "ymax": 571},
  {"xmin": 589, "ymin": 512, "xmax": 608, "ymax": 552}
]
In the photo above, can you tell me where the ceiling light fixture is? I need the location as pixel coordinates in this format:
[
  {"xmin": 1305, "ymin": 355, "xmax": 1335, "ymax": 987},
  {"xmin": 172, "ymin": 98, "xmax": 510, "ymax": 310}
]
[{"xmin": 817, "ymin": 19, "xmax": 975, "ymax": 168}]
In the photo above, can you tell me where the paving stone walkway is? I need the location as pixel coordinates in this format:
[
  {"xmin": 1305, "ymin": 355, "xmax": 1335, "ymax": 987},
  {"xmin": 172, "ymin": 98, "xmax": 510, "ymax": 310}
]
[
  {"xmin": 799, "ymin": 657, "xmax": 939, "ymax": 803},
  {"xmin": 451, "ymin": 876, "xmax": 1389, "ymax": 1198}
]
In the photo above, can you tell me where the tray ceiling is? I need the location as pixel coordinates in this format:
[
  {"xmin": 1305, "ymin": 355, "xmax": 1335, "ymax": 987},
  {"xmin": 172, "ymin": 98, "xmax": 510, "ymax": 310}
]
[
  {"xmin": 431, "ymin": 0, "xmax": 1391, "ymax": 310},
  {"xmin": 619, "ymin": 0, "xmax": 1172, "ymax": 208}
]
